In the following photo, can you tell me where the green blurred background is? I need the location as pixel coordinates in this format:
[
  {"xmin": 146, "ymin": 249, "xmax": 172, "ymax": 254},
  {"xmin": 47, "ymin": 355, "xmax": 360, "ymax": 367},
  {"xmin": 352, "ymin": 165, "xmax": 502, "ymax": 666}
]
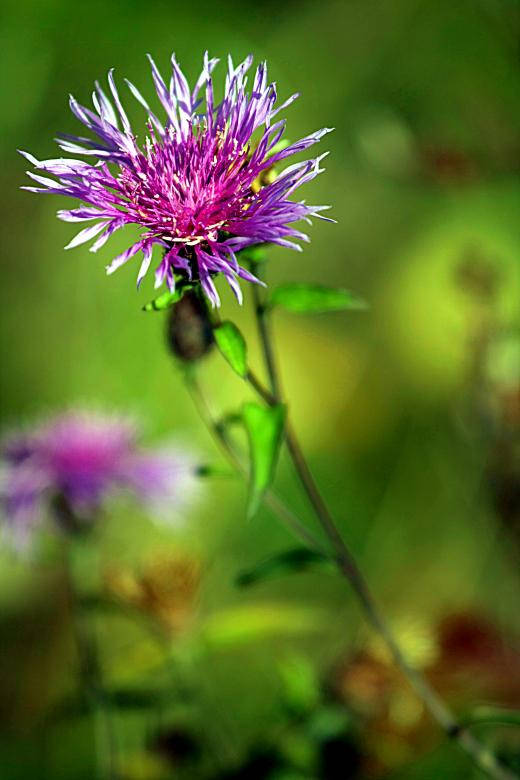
[{"xmin": 1, "ymin": 0, "xmax": 519, "ymax": 777}]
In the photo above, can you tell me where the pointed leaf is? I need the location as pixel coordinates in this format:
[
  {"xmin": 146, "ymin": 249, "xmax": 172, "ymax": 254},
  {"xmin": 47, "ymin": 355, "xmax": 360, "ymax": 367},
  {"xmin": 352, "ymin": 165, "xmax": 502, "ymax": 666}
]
[
  {"xmin": 236, "ymin": 547, "xmax": 332, "ymax": 587},
  {"xmin": 214, "ymin": 321, "xmax": 248, "ymax": 377},
  {"xmin": 269, "ymin": 284, "xmax": 367, "ymax": 313},
  {"xmin": 243, "ymin": 402, "xmax": 286, "ymax": 519}
]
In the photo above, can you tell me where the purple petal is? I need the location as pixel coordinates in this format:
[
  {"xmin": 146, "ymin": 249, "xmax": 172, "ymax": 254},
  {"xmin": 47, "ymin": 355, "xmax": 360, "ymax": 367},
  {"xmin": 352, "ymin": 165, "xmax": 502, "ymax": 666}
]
[{"xmin": 65, "ymin": 221, "xmax": 110, "ymax": 250}]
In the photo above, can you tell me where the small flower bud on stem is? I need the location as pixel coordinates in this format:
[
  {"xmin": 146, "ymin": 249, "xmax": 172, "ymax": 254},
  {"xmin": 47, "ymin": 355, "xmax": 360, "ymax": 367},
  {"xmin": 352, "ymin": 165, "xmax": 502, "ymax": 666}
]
[
  {"xmin": 51, "ymin": 493, "xmax": 92, "ymax": 536},
  {"xmin": 165, "ymin": 290, "xmax": 214, "ymax": 362}
]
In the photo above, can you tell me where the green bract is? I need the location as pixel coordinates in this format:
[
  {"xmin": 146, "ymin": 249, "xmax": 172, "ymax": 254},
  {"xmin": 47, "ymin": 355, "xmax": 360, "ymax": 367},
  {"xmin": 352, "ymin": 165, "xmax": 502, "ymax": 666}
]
[{"xmin": 142, "ymin": 285, "xmax": 194, "ymax": 311}]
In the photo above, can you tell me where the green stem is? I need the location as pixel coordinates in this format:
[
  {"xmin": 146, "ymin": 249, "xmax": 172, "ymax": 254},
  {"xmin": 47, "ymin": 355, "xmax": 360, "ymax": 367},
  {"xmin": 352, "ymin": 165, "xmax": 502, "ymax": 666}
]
[
  {"xmin": 248, "ymin": 274, "xmax": 516, "ymax": 780},
  {"xmin": 252, "ymin": 299, "xmax": 281, "ymax": 398},
  {"xmin": 66, "ymin": 544, "xmax": 117, "ymax": 780}
]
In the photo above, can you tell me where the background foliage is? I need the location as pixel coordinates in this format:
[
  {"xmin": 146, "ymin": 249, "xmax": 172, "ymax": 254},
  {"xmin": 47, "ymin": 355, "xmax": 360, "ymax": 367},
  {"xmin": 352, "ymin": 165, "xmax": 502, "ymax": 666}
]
[{"xmin": 1, "ymin": 0, "xmax": 519, "ymax": 777}]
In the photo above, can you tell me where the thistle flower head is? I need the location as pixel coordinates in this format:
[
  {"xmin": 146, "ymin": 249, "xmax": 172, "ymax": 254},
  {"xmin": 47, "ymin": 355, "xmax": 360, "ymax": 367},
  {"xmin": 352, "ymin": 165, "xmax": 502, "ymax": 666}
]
[
  {"xmin": 21, "ymin": 53, "xmax": 333, "ymax": 305},
  {"xmin": 1, "ymin": 410, "xmax": 198, "ymax": 549}
]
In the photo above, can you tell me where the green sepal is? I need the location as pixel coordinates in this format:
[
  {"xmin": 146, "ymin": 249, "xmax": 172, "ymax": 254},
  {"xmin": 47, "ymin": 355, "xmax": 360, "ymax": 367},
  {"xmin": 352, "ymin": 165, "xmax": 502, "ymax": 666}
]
[
  {"xmin": 214, "ymin": 321, "xmax": 248, "ymax": 377},
  {"xmin": 142, "ymin": 284, "xmax": 194, "ymax": 312},
  {"xmin": 268, "ymin": 283, "xmax": 367, "ymax": 314}
]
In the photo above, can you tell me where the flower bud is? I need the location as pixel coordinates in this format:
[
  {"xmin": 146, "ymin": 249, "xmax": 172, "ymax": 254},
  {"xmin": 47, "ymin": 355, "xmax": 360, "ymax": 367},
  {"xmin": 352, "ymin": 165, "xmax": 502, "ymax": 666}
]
[
  {"xmin": 165, "ymin": 290, "xmax": 214, "ymax": 362},
  {"xmin": 51, "ymin": 492, "xmax": 92, "ymax": 536}
]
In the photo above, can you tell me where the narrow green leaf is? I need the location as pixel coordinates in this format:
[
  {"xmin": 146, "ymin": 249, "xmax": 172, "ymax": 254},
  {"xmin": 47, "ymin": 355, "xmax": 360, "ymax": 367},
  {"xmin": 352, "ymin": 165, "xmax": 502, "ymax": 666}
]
[
  {"xmin": 462, "ymin": 707, "xmax": 520, "ymax": 729},
  {"xmin": 243, "ymin": 402, "xmax": 286, "ymax": 519},
  {"xmin": 236, "ymin": 547, "xmax": 332, "ymax": 587},
  {"xmin": 269, "ymin": 284, "xmax": 367, "ymax": 314},
  {"xmin": 214, "ymin": 321, "xmax": 248, "ymax": 377},
  {"xmin": 142, "ymin": 285, "xmax": 193, "ymax": 312}
]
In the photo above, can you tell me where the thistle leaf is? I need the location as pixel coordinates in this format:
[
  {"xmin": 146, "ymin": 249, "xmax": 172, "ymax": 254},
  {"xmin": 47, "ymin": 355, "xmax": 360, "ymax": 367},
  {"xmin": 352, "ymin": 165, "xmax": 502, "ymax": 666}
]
[
  {"xmin": 269, "ymin": 284, "xmax": 367, "ymax": 313},
  {"xmin": 214, "ymin": 321, "xmax": 248, "ymax": 377},
  {"xmin": 242, "ymin": 402, "xmax": 286, "ymax": 519}
]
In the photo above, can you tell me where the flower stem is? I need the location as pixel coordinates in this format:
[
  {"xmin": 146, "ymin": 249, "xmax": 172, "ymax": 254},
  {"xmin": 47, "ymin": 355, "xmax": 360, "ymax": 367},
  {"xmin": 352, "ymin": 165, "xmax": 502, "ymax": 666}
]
[
  {"xmin": 65, "ymin": 542, "xmax": 117, "ymax": 780},
  {"xmin": 248, "ymin": 274, "xmax": 517, "ymax": 780}
]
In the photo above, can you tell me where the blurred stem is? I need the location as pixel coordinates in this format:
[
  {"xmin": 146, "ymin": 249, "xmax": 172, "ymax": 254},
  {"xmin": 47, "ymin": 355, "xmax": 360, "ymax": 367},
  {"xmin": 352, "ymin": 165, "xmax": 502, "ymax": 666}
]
[
  {"xmin": 248, "ymin": 267, "xmax": 516, "ymax": 780},
  {"xmin": 65, "ymin": 540, "xmax": 118, "ymax": 780}
]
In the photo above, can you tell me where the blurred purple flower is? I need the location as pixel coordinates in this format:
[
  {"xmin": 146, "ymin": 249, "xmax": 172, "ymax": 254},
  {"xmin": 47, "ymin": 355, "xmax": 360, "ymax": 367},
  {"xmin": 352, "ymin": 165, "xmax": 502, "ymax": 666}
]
[
  {"xmin": 21, "ymin": 53, "xmax": 333, "ymax": 306},
  {"xmin": 0, "ymin": 410, "xmax": 198, "ymax": 549}
]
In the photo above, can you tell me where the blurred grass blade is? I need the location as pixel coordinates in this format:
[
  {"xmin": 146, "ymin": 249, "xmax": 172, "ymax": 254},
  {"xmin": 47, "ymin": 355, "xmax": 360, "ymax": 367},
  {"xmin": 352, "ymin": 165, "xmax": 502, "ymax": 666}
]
[
  {"xmin": 214, "ymin": 321, "xmax": 248, "ymax": 377},
  {"xmin": 236, "ymin": 548, "xmax": 333, "ymax": 587},
  {"xmin": 269, "ymin": 283, "xmax": 367, "ymax": 313},
  {"xmin": 243, "ymin": 401, "xmax": 286, "ymax": 519},
  {"xmin": 142, "ymin": 285, "xmax": 193, "ymax": 312}
]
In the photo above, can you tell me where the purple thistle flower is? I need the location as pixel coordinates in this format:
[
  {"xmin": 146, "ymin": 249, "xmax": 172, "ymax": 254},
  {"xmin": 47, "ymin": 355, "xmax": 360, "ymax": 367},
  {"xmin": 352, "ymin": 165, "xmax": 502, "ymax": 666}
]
[
  {"xmin": 21, "ymin": 53, "xmax": 333, "ymax": 306},
  {"xmin": 0, "ymin": 410, "xmax": 199, "ymax": 549}
]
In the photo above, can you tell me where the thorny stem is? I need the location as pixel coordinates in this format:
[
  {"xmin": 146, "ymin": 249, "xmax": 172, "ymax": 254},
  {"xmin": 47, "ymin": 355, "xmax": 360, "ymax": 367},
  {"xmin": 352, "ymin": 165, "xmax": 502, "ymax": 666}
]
[{"xmin": 248, "ymin": 271, "xmax": 517, "ymax": 780}]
